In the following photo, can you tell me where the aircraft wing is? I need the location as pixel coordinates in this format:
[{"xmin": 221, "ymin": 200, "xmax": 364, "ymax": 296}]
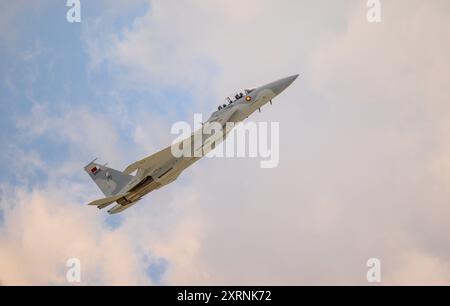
[
  {"xmin": 123, "ymin": 145, "xmax": 175, "ymax": 175},
  {"xmin": 87, "ymin": 193, "xmax": 128, "ymax": 207},
  {"xmin": 123, "ymin": 109, "xmax": 240, "ymax": 176}
]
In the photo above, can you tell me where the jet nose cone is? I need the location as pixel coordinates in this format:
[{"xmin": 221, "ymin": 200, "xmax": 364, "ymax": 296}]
[{"xmin": 270, "ymin": 74, "xmax": 299, "ymax": 95}]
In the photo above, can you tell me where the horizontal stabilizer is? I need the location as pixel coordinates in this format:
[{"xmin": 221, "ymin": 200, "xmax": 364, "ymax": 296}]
[{"xmin": 87, "ymin": 193, "xmax": 128, "ymax": 207}]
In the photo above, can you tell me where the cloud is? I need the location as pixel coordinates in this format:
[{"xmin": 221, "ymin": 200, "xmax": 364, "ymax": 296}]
[
  {"xmin": 0, "ymin": 94, "xmax": 207, "ymax": 285},
  {"xmin": 1, "ymin": 0, "xmax": 450, "ymax": 285},
  {"xmin": 16, "ymin": 103, "xmax": 126, "ymax": 166},
  {"xmin": 0, "ymin": 103, "xmax": 207, "ymax": 285},
  {"xmin": 0, "ymin": 182, "xmax": 149, "ymax": 285},
  {"xmin": 87, "ymin": 0, "xmax": 353, "ymax": 107},
  {"xmin": 386, "ymin": 250, "xmax": 450, "ymax": 285},
  {"xmin": 0, "ymin": 168, "xmax": 211, "ymax": 285},
  {"xmin": 83, "ymin": 0, "xmax": 450, "ymax": 285}
]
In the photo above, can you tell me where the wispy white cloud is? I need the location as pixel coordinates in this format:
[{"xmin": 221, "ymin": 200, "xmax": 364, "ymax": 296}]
[{"xmin": 16, "ymin": 103, "xmax": 126, "ymax": 166}]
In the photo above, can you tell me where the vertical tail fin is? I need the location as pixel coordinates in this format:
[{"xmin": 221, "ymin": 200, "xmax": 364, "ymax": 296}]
[{"xmin": 84, "ymin": 160, "xmax": 134, "ymax": 196}]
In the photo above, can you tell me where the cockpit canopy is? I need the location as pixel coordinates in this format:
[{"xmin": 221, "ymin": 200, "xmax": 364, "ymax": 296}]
[{"xmin": 217, "ymin": 88, "xmax": 255, "ymax": 111}]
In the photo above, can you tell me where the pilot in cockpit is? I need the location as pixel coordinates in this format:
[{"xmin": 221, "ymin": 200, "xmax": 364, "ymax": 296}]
[
  {"xmin": 220, "ymin": 90, "xmax": 247, "ymax": 111},
  {"xmin": 235, "ymin": 92, "xmax": 245, "ymax": 100}
]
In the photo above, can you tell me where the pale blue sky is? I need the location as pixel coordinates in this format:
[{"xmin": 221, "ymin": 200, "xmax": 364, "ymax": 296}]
[
  {"xmin": 0, "ymin": 1, "xmax": 194, "ymax": 185},
  {"xmin": 0, "ymin": 1, "xmax": 174, "ymax": 283}
]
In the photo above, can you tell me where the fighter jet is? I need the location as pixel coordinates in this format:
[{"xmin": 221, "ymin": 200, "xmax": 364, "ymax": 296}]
[{"xmin": 84, "ymin": 74, "xmax": 298, "ymax": 214}]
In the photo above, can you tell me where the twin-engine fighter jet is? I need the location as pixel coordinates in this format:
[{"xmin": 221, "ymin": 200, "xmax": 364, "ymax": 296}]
[{"xmin": 84, "ymin": 75, "xmax": 298, "ymax": 214}]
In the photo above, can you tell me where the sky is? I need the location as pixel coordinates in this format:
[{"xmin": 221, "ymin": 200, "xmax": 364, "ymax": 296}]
[{"xmin": 0, "ymin": 0, "xmax": 450, "ymax": 285}]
